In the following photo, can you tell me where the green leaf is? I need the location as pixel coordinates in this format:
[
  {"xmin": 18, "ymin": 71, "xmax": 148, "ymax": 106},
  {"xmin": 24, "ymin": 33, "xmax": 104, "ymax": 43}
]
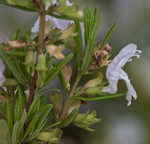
[
  {"xmin": 44, "ymin": 53, "xmax": 73, "ymax": 85},
  {"xmin": 100, "ymin": 22, "xmax": 117, "ymax": 50},
  {"xmin": 75, "ymin": 93, "xmax": 125, "ymax": 101},
  {"xmin": 6, "ymin": 50, "xmax": 26, "ymax": 57},
  {"xmin": 28, "ymin": 94, "xmax": 40, "ymax": 120},
  {"xmin": 6, "ymin": 100, "xmax": 13, "ymax": 135},
  {"xmin": 23, "ymin": 113, "xmax": 39, "ymax": 140},
  {"xmin": 12, "ymin": 111, "xmax": 27, "ymax": 144},
  {"xmin": 14, "ymin": 86, "xmax": 24, "ymax": 122},
  {"xmin": 0, "ymin": 0, "xmax": 38, "ymax": 12},
  {"xmin": 74, "ymin": 20, "xmax": 82, "ymax": 69},
  {"xmin": 60, "ymin": 108, "xmax": 78, "ymax": 128},
  {"xmin": 36, "ymin": 104, "xmax": 53, "ymax": 130},
  {"xmin": 58, "ymin": 71, "xmax": 68, "ymax": 92},
  {"xmin": 0, "ymin": 48, "xmax": 29, "ymax": 86},
  {"xmin": 81, "ymin": 8, "xmax": 101, "ymax": 74},
  {"xmin": 39, "ymin": 87, "xmax": 61, "ymax": 93}
]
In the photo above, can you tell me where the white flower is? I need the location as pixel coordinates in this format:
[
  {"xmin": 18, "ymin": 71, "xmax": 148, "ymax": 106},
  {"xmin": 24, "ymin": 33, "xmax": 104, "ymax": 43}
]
[
  {"xmin": 102, "ymin": 43, "xmax": 142, "ymax": 106},
  {"xmin": 31, "ymin": 0, "xmax": 73, "ymax": 33}
]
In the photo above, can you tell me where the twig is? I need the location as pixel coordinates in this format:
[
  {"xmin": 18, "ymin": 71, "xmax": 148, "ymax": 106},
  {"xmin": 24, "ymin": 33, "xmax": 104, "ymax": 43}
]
[{"xmin": 27, "ymin": 70, "xmax": 38, "ymax": 110}]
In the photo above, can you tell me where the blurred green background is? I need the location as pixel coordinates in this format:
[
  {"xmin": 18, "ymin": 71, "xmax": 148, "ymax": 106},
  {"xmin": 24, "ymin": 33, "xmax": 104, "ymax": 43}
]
[{"xmin": 0, "ymin": 0, "xmax": 150, "ymax": 144}]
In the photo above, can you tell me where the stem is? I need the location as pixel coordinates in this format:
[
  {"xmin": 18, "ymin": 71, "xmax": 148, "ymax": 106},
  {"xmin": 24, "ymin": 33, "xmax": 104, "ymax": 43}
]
[
  {"xmin": 27, "ymin": 0, "xmax": 45, "ymax": 110},
  {"xmin": 69, "ymin": 74, "xmax": 82, "ymax": 97},
  {"xmin": 38, "ymin": 0, "xmax": 45, "ymax": 52},
  {"xmin": 60, "ymin": 74, "xmax": 82, "ymax": 120},
  {"xmin": 27, "ymin": 70, "xmax": 38, "ymax": 110},
  {"xmin": 23, "ymin": 1, "xmax": 46, "ymax": 143}
]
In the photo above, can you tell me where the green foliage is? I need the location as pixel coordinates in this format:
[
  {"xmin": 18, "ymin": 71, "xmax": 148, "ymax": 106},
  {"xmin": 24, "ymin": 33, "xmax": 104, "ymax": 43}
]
[
  {"xmin": 24, "ymin": 104, "xmax": 52, "ymax": 141},
  {"xmin": 73, "ymin": 110, "xmax": 100, "ymax": 131},
  {"xmin": 6, "ymin": 100, "xmax": 13, "ymax": 135},
  {"xmin": 75, "ymin": 93, "xmax": 125, "ymax": 101},
  {"xmin": 14, "ymin": 86, "xmax": 26, "ymax": 122},
  {"xmin": 100, "ymin": 22, "xmax": 117, "ymax": 50},
  {"xmin": 28, "ymin": 94, "xmax": 41, "ymax": 120},
  {"xmin": 0, "ymin": 48, "xmax": 29, "ymax": 87},
  {"xmin": 12, "ymin": 111, "xmax": 27, "ymax": 144},
  {"xmin": 81, "ymin": 8, "xmax": 101, "ymax": 74},
  {"xmin": 0, "ymin": 0, "xmax": 130, "ymax": 143},
  {"xmin": 0, "ymin": 0, "xmax": 38, "ymax": 12},
  {"xmin": 74, "ymin": 20, "xmax": 82, "ymax": 69},
  {"xmin": 60, "ymin": 108, "xmax": 78, "ymax": 128},
  {"xmin": 44, "ymin": 53, "xmax": 73, "ymax": 85}
]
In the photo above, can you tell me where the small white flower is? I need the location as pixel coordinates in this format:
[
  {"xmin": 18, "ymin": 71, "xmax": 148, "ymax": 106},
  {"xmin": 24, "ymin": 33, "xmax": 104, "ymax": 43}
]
[
  {"xmin": 102, "ymin": 43, "xmax": 142, "ymax": 106},
  {"xmin": 31, "ymin": 0, "xmax": 73, "ymax": 33}
]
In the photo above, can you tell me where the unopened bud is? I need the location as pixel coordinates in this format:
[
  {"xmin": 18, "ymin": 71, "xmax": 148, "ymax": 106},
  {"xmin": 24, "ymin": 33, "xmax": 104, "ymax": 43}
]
[
  {"xmin": 61, "ymin": 65, "xmax": 72, "ymax": 89},
  {"xmin": 104, "ymin": 43, "xmax": 112, "ymax": 53},
  {"xmin": 50, "ymin": 5, "xmax": 83, "ymax": 19},
  {"xmin": 73, "ymin": 110, "xmax": 100, "ymax": 131},
  {"xmin": 83, "ymin": 72, "xmax": 103, "ymax": 89},
  {"xmin": 50, "ymin": 93, "xmax": 63, "ymax": 117},
  {"xmin": 60, "ymin": 24, "xmax": 76, "ymax": 40},
  {"xmin": 37, "ymin": 128, "xmax": 63, "ymax": 143},
  {"xmin": 84, "ymin": 86, "xmax": 102, "ymax": 95},
  {"xmin": 24, "ymin": 50, "xmax": 34, "ymax": 65},
  {"xmin": 36, "ymin": 54, "xmax": 47, "ymax": 71}
]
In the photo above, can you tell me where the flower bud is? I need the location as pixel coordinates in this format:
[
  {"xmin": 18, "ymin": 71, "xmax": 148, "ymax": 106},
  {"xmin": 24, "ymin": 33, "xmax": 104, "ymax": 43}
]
[
  {"xmin": 36, "ymin": 54, "xmax": 47, "ymax": 71},
  {"xmin": 50, "ymin": 5, "xmax": 83, "ymax": 18},
  {"xmin": 24, "ymin": 50, "xmax": 34, "ymax": 65},
  {"xmin": 84, "ymin": 86, "xmax": 102, "ymax": 95},
  {"xmin": 61, "ymin": 65, "xmax": 72, "ymax": 89},
  {"xmin": 60, "ymin": 24, "xmax": 76, "ymax": 40},
  {"xmin": 73, "ymin": 110, "xmax": 100, "ymax": 131},
  {"xmin": 37, "ymin": 128, "xmax": 63, "ymax": 143},
  {"xmin": 83, "ymin": 72, "xmax": 103, "ymax": 89},
  {"xmin": 50, "ymin": 93, "xmax": 63, "ymax": 119}
]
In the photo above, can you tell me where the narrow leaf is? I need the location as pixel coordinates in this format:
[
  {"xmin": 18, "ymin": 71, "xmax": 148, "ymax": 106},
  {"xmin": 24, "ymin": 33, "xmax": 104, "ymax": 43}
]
[
  {"xmin": 74, "ymin": 20, "xmax": 82, "ymax": 69},
  {"xmin": 58, "ymin": 71, "xmax": 68, "ymax": 92},
  {"xmin": 0, "ymin": 48, "xmax": 29, "ymax": 86},
  {"xmin": 23, "ymin": 114, "xmax": 38, "ymax": 140},
  {"xmin": 100, "ymin": 22, "xmax": 117, "ymax": 50},
  {"xmin": 0, "ymin": 0, "xmax": 38, "ymax": 12},
  {"xmin": 12, "ymin": 111, "xmax": 27, "ymax": 144},
  {"xmin": 44, "ymin": 53, "xmax": 73, "ymax": 85},
  {"xmin": 60, "ymin": 109, "xmax": 78, "ymax": 128},
  {"xmin": 36, "ymin": 104, "xmax": 53, "ymax": 129},
  {"xmin": 28, "ymin": 94, "xmax": 40, "ymax": 120},
  {"xmin": 6, "ymin": 100, "xmax": 13, "ymax": 135},
  {"xmin": 81, "ymin": 8, "xmax": 101, "ymax": 73},
  {"xmin": 75, "ymin": 93, "xmax": 125, "ymax": 101}
]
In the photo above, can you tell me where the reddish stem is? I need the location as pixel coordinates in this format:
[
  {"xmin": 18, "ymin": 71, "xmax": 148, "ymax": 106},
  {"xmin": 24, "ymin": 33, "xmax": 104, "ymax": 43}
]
[
  {"xmin": 27, "ymin": 70, "xmax": 38, "ymax": 110},
  {"xmin": 32, "ymin": 0, "xmax": 40, "ymax": 9}
]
